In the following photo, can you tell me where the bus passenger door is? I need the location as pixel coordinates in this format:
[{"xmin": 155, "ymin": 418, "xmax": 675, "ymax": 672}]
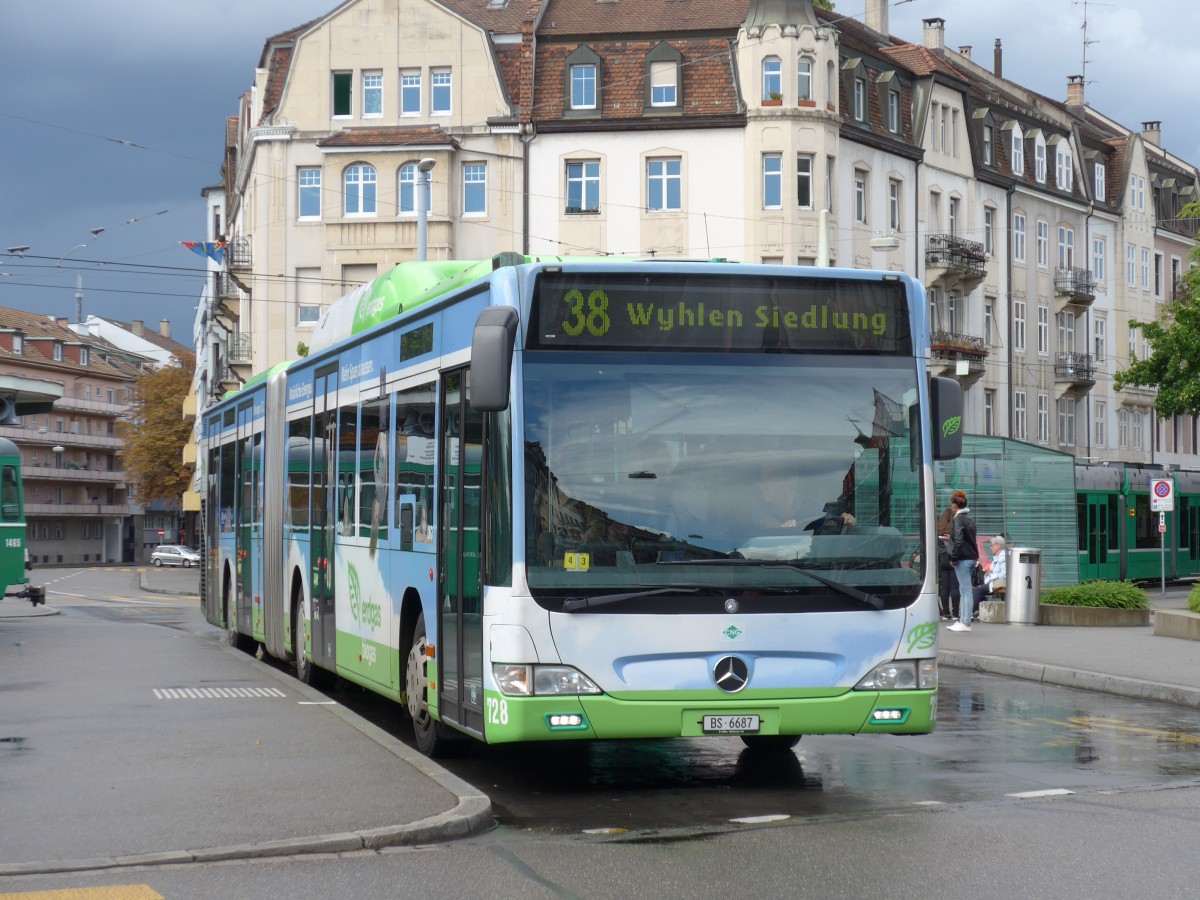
[
  {"xmin": 235, "ymin": 402, "xmax": 258, "ymax": 638},
  {"xmin": 310, "ymin": 365, "xmax": 338, "ymax": 670},
  {"xmin": 437, "ymin": 369, "xmax": 485, "ymax": 737}
]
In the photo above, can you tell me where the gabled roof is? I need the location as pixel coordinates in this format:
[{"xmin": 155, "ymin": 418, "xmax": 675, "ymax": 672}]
[
  {"xmin": 318, "ymin": 126, "xmax": 459, "ymax": 149},
  {"xmin": 538, "ymin": 0, "xmax": 746, "ymax": 36}
]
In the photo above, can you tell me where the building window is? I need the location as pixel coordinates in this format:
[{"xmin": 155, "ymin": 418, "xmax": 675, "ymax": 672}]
[
  {"xmin": 888, "ymin": 90, "xmax": 900, "ymax": 133},
  {"xmin": 1037, "ymin": 393, "xmax": 1050, "ymax": 444},
  {"xmin": 1057, "ymin": 398, "xmax": 1076, "ymax": 446},
  {"xmin": 299, "ymin": 167, "xmax": 321, "ymax": 219},
  {"xmin": 53, "ymin": 343, "xmax": 63, "ymax": 362},
  {"xmin": 566, "ymin": 161, "xmax": 600, "ymax": 213},
  {"xmin": 363, "ymin": 72, "xmax": 383, "ymax": 117},
  {"xmin": 1011, "ymin": 124, "xmax": 1024, "ymax": 176},
  {"xmin": 344, "ymin": 164, "xmax": 377, "ymax": 216},
  {"xmin": 984, "ymin": 208, "xmax": 994, "ymax": 254},
  {"xmin": 797, "ymin": 58, "xmax": 812, "ymax": 101},
  {"xmin": 1094, "ymin": 400, "xmax": 1106, "ymax": 447},
  {"xmin": 1132, "ymin": 174, "xmax": 1145, "ymax": 210},
  {"xmin": 1154, "ymin": 252, "xmax": 1164, "ymax": 298},
  {"xmin": 853, "ymin": 77, "xmax": 866, "ymax": 121},
  {"xmin": 1129, "ymin": 324, "xmax": 1138, "ymax": 362},
  {"xmin": 1056, "ymin": 145, "xmax": 1073, "ymax": 191},
  {"xmin": 646, "ymin": 158, "xmax": 681, "ymax": 211},
  {"xmin": 11, "ymin": 334, "xmax": 21, "ymax": 355},
  {"xmin": 1034, "ymin": 134, "xmax": 1046, "ymax": 183},
  {"xmin": 854, "ymin": 172, "xmax": 867, "ymax": 224},
  {"xmin": 1013, "ymin": 213, "xmax": 1026, "ymax": 262},
  {"xmin": 1057, "ymin": 226, "xmax": 1074, "ymax": 268},
  {"xmin": 929, "ymin": 191, "xmax": 940, "ymax": 231},
  {"xmin": 298, "ymin": 305, "xmax": 321, "ymax": 325},
  {"xmin": 984, "ymin": 390, "xmax": 995, "ymax": 436},
  {"xmin": 79, "ymin": 347, "xmax": 88, "ymax": 366},
  {"xmin": 1013, "ymin": 300, "xmax": 1026, "ymax": 352},
  {"xmin": 1094, "ymin": 317, "xmax": 1106, "ymax": 361},
  {"xmin": 888, "ymin": 179, "xmax": 901, "ymax": 230},
  {"xmin": 798, "ymin": 155, "xmax": 814, "ymax": 210},
  {"xmin": 825, "ymin": 155, "xmax": 835, "ymax": 212},
  {"xmin": 571, "ymin": 63, "xmax": 597, "ymax": 109},
  {"xmin": 398, "ymin": 163, "xmax": 416, "ymax": 214},
  {"xmin": 1014, "ymin": 391, "xmax": 1027, "ymax": 440},
  {"xmin": 763, "ymin": 154, "xmax": 782, "ymax": 209},
  {"xmin": 1036, "ymin": 220, "xmax": 1049, "ymax": 268},
  {"xmin": 982, "ymin": 124, "xmax": 993, "ymax": 165},
  {"xmin": 463, "ymin": 162, "xmax": 486, "ymax": 215},
  {"xmin": 762, "ymin": 57, "xmax": 782, "ymax": 100},
  {"xmin": 1093, "ymin": 237, "xmax": 1105, "ymax": 282},
  {"xmin": 985, "ymin": 300, "xmax": 994, "ymax": 345},
  {"xmin": 401, "ymin": 70, "xmax": 421, "ymax": 116},
  {"xmin": 948, "ymin": 197, "xmax": 959, "ymax": 237},
  {"xmin": 1037, "ymin": 305, "xmax": 1049, "ymax": 355},
  {"xmin": 332, "ymin": 71, "xmax": 352, "ymax": 117},
  {"xmin": 1127, "ymin": 244, "xmax": 1137, "ymax": 287},
  {"xmin": 649, "ymin": 60, "xmax": 677, "ymax": 107},
  {"xmin": 1118, "ymin": 409, "xmax": 1129, "ymax": 449},
  {"xmin": 431, "ymin": 69, "xmax": 451, "ymax": 114},
  {"xmin": 1142, "ymin": 248, "xmax": 1150, "ymax": 289},
  {"xmin": 1094, "ymin": 162, "xmax": 1106, "ymax": 201},
  {"xmin": 1132, "ymin": 411, "xmax": 1144, "ymax": 450},
  {"xmin": 1057, "ymin": 311, "xmax": 1075, "ymax": 354}
]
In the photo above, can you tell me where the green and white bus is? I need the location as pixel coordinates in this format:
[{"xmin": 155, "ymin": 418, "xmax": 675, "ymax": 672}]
[{"xmin": 201, "ymin": 255, "xmax": 962, "ymax": 756}]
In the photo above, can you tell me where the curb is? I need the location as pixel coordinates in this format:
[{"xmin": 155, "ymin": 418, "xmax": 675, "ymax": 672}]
[
  {"xmin": 0, "ymin": 635, "xmax": 494, "ymax": 878},
  {"xmin": 940, "ymin": 649, "xmax": 1200, "ymax": 711}
]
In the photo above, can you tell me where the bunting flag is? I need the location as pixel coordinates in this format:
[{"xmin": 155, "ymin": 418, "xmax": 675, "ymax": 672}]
[{"xmin": 181, "ymin": 241, "xmax": 226, "ymax": 264}]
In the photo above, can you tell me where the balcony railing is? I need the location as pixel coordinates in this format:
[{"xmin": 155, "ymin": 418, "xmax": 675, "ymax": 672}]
[
  {"xmin": 925, "ymin": 234, "xmax": 986, "ymax": 277},
  {"xmin": 930, "ymin": 331, "xmax": 988, "ymax": 359},
  {"xmin": 228, "ymin": 236, "xmax": 251, "ymax": 269},
  {"xmin": 227, "ymin": 332, "xmax": 252, "ymax": 364},
  {"xmin": 1054, "ymin": 351, "xmax": 1096, "ymax": 384},
  {"xmin": 1054, "ymin": 267, "xmax": 1095, "ymax": 303}
]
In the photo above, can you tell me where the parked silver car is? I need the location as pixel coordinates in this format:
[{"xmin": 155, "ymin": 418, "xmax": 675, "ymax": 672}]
[{"xmin": 150, "ymin": 544, "xmax": 200, "ymax": 568}]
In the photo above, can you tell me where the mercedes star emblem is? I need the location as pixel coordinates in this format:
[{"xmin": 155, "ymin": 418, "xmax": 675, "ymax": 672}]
[{"xmin": 713, "ymin": 655, "xmax": 750, "ymax": 693}]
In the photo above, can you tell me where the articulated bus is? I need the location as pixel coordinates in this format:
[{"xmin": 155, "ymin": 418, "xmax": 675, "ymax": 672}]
[
  {"xmin": 0, "ymin": 436, "xmax": 43, "ymax": 607},
  {"xmin": 201, "ymin": 255, "xmax": 962, "ymax": 756}
]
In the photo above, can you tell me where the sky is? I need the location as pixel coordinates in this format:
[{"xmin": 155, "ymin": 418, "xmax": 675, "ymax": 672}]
[{"xmin": 2, "ymin": 0, "xmax": 1196, "ymax": 350}]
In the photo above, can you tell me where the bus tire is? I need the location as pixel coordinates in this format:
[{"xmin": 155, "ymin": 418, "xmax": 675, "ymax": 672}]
[
  {"xmin": 406, "ymin": 612, "xmax": 450, "ymax": 757},
  {"xmin": 293, "ymin": 594, "xmax": 326, "ymax": 688},
  {"xmin": 223, "ymin": 571, "xmax": 254, "ymax": 654},
  {"xmin": 740, "ymin": 734, "xmax": 801, "ymax": 752}
]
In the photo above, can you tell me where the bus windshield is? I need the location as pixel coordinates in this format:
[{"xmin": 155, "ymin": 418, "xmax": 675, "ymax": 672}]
[{"xmin": 523, "ymin": 352, "xmax": 924, "ymax": 607}]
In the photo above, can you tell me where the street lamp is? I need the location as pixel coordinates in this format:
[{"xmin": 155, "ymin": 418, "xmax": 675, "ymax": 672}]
[
  {"xmin": 416, "ymin": 158, "xmax": 436, "ymax": 262},
  {"xmin": 56, "ymin": 244, "xmax": 87, "ymax": 267}
]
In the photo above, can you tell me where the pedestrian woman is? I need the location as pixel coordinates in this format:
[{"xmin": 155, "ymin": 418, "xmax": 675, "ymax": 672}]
[
  {"xmin": 947, "ymin": 489, "xmax": 978, "ymax": 632},
  {"xmin": 936, "ymin": 501, "xmax": 959, "ymax": 621}
]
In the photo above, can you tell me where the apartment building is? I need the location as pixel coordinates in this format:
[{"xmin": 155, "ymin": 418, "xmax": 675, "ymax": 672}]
[{"xmin": 206, "ymin": 0, "xmax": 1199, "ymax": 472}]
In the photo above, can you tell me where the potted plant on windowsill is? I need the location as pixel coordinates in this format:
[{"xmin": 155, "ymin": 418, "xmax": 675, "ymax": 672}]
[{"xmin": 763, "ymin": 91, "xmax": 782, "ymax": 107}]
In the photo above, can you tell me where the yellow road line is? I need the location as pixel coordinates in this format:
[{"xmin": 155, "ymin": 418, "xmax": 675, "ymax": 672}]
[{"xmin": 0, "ymin": 886, "xmax": 164, "ymax": 899}]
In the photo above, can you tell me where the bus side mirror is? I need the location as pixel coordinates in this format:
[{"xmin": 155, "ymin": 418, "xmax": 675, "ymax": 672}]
[
  {"xmin": 470, "ymin": 307, "xmax": 519, "ymax": 412},
  {"xmin": 930, "ymin": 375, "xmax": 963, "ymax": 461}
]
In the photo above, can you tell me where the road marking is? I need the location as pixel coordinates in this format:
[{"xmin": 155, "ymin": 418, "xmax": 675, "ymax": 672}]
[
  {"xmin": 1006, "ymin": 788, "xmax": 1075, "ymax": 799},
  {"xmin": 298, "ymin": 701, "xmax": 339, "ymax": 706},
  {"xmin": 730, "ymin": 814, "xmax": 791, "ymax": 824},
  {"xmin": 152, "ymin": 687, "xmax": 286, "ymax": 699},
  {"xmin": 0, "ymin": 886, "xmax": 164, "ymax": 899}
]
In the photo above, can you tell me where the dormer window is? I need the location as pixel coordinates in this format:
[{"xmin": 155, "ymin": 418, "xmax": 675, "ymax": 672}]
[
  {"xmin": 11, "ymin": 334, "xmax": 21, "ymax": 355},
  {"xmin": 53, "ymin": 343, "xmax": 63, "ymax": 362},
  {"xmin": 1056, "ymin": 144, "xmax": 1073, "ymax": 191},
  {"xmin": 644, "ymin": 42, "xmax": 682, "ymax": 111},
  {"xmin": 1009, "ymin": 122, "xmax": 1025, "ymax": 176},
  {"xmin": 566, "ymin": 46, "xmax": 603, "ymax": 114},
  {"xmin": 1033, "ymin": 131, "xmax": 1046, "ymax": 183},
  {"xmin": 1094, "ymin": 162, "xmax": 1106, "ymax": 201},
  {"xmin": 80, "ymin": 347, "xmax": 89, "ymax": 367}
]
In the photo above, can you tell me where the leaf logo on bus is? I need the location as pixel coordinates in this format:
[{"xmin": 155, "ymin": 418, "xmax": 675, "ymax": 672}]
[
  {"xmin": 905, "ymin": 620, "xmax": 938, "ymax": 653},
  {"xmin": 941, "ymin": 416, "xmax": 962, "ymax": 438},
  {"xmin": 348, "ymin": 563, "xmax": 362, "ymax": 623}
]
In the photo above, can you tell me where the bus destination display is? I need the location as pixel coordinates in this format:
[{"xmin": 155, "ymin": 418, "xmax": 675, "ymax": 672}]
[{"xmin": 532, "ymin": 272, "xmax": 913, "ymax": 354}]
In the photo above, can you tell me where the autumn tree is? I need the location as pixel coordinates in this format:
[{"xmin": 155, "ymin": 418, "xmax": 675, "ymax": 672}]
[
  {"xmin": 1114, "ymin": 201, "xmax": 1200, "ymax": 417},
  {"xmin": 117, "ymin": 353, "xmax": 196, "ymax": 506}
]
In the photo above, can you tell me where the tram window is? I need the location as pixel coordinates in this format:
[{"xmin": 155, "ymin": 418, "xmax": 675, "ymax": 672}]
[{"xmin": 1, "ymin": 465, "xmax": 19, "ymax": 520}]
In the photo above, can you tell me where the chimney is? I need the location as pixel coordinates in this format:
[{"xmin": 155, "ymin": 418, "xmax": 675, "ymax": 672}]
[
  {"xmin": 994, "ymin": 38, "xmax": 1003, "ymax": 78},
  {"xmin": 132, "ymin": 320, "xmax": 145, "ymax": 337},
  {"xmin": 865, "ymin": 0, "xmax": 888, "ymax": 35},
  {"xmin": 959, "ymin": 46, "xmax": 972, "ymax": 61},
  {"xmin": 1066, "ymin": 75, "xmax": 1085, "ymax": 109},
  {"xmin": 923, "ymin": 18, "xmax": 945, "ymax": 51},
  {"xmin": 56, "ymin": 317, "xmax": 68, "ymax": 329},
  {"xmin": 1142, "ymin": 121, "xmax": 1162, "ymax": 147},
  {"xmin": 159, "ymin": 319, "xmax": 171, "ymax": 339}
]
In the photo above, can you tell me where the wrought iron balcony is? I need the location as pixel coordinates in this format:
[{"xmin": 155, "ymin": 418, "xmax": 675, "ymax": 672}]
[
  {"xmin": 930, "ymin": 331, "xmax": 988, "ymax": 359},
  {"xmin": 228, "ymin": 236, "xmax": 252, "ymax": 269},
  {"xmin": 227, "ymin": 332, "xmax": 252, "ymax": 365},
  {"xmin": 1054, "ymin": 351, "xmax": 1096, "ymax": 386},
  {"xmin": 1054, "ymin": 267, "xmax": 1095, "ymax": 305},
  {"xmin": 925, "ymin": 234, "xmax": 986, "ymax": 277}
]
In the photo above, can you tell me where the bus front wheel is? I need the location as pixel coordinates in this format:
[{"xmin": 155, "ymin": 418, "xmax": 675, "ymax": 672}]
[{"xmin": 406, "ymin": 613, "xmax": 451, "ymax": 757}]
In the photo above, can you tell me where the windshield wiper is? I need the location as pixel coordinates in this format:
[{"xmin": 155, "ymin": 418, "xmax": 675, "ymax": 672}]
[
  {"xmin": 562, "ymin": 586, "xmax": 700, "ymax": 613},
  {"xmin": 658, "ymin": 559, "xmax": 885, "ymax": 610}
]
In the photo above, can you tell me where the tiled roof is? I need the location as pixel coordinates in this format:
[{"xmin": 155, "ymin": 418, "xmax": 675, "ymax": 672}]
[
  {"xmin": 437, "ymin": 0, "xmax": 538, "ymax": 34},
  {"xmin": 0, "ymin": 307, "xmax": 134, "ymax": 380},
  {"xmin": 317, "ymin": 126, "xmax": 459, "ymax": 148},
  {"xmin": 538, "ymin": 0, "xmax": 748, "ymax": 35}
]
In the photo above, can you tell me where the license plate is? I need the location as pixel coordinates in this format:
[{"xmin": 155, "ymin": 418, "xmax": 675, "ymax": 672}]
[{"xmin": 702, "ymin": 714, "xmax": 761, "ymax": 734}]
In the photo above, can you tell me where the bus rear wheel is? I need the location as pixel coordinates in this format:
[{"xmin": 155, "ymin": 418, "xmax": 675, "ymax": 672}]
[
  {"xmin": 740, "ymin": 735, "xmax": 801, "ymax": 752},
  {"xmin": 406, "ymin": 613, "xmax": 452, "ymax": 757},
  {"xmin": 293, "ymin": 595, "xmax": 326, "ymax": 688}
]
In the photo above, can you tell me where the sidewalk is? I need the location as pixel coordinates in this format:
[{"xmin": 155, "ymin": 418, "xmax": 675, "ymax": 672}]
[{"xmin": 940, "ymin": 582, "xmax": 1200, "ymax": 710}]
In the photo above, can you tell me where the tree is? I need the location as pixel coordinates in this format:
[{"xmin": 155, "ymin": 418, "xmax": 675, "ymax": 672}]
[
  {"xmin": 117, "ymin": 353, "xmax": 196, "ymax": 506},
  {"xmin": 1113, "ymin": 202, "xmax": 1200, "ymax": 418},
  {"xmin": 814, "ymin": 0, "xmax": 834, "ymax": 8}
]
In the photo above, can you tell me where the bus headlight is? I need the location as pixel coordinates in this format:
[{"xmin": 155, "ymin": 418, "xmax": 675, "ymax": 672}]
[
  {"xmin": 854, "ymin": 659, "xmax": 937, "ymax": 691},
  {"xmin": 493, "ymin": 664, "xmax": 602, "ymax": 697}
]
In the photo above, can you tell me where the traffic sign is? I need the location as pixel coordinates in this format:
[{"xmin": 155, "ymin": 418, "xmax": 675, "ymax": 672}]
[{"xmin": 1151, "ymin": 478, "xmax": 1174, "ymax": 512}]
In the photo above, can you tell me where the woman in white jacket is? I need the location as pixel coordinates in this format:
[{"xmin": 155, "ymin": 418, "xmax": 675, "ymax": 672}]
[{"xmin": 972, "ymin": 535, "xmax": 1007, "ymax": 613}]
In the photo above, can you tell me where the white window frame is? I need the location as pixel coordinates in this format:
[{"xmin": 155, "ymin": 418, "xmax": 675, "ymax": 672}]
[
  {"xmin": 1094, "ymin": 162, "xmax": 1105, "ymax": 201},
  {"xmin": 1011, "ymin": 125, "xmax": 1024, "ymax": 176},
  {"xmin": 571, "ymin": 63, "xmax": 597, "ymax": 109},
  {"xmin": 854, "ymin": 172, "xmax": 867, "ymax": 224},
  {"xmin": 1093, "ymin": 237, "xmax": 1105, "ymax": 282},
  {"xmin": 1118, "ymin": 409, "xmax": 1129, "ymax": 449},
  {"xmin": 1056, "ymin": 145, "xmax": 1072, "ymax": 191},
  {"xmin": 887, "ymin": 90, "xmax": 900, "ymax": 132},
  {"xmin": 1037, "ymin": 305, "xmax": 1049, "ymax": 355},
  {"xmin": 1037, "ymin": 393, "xmax": 1050, "ymax": 444},
  {"xmin": 1057, "ymin": 397, "xmax": 1076, "ymax": 447},
  {"xmin": 1036, "ymin": 219, "xmax": 1049, "ymax": 268},
  {"xmin": 649, "ymin": 61, "xmax": 677, "ymax": 107},
  {"xmin": 1014, "ymin": 300, "xmax": 1026, "ymax": 352},
  {"xmin": 362, "ymin": 71, "xmax": 383, "ymax": 118},
  {"xmin": 1014, "ymin": 391, "xmax": 1027, "ymax": 440},
  {"xmin": 1142, "ymin": 248, "xmax": 1151, "ymax": 290},
  {"xmin": 462, "ymin": 162, "xmax": 486, "ymax": 216},
  {"xmin": 1127, "ymin": 244, "xmax": 1137, "ymax": 287},
  {"xmin": 888, "ymin": 179, "xmax": 900, "ymax": 230},
  {"xmin": 401, "ymin": 70, "xmax": 421, "ymax": 116},
  {"xmin": 983, "ymin": 124, "xmax": 993, "ymax": 165},
  {"xmin": 854, "ymin": 78, "xmax": 866, "ymax": 121},
  {"xmin": 344, "ymin": 164, "xmax": 377, "ymax": 216},
  {"xmin": 566, "ymin": 160, "xmax": 600, "ymax": 213},
  {"xmin": 398, "ymin": 163, "xmax": 416, "ymax": 215},
  {"xmin": 762, "ymin": 57, "xmax": 782, "ymax": 100},
  {"xmin": 1013, "ymin": 212, "xmax": 1026, "ymax": 262},
  {"xmin": 1034, "ymin": 135, "xmax": 1047, "ymax": 183},
  {"xmin": 984, "ymin": 389, "xmax": 995, "ymax": 436},
  {"xmin": 798, "ymin": 155, "xmax": 814, "ymax": 210},
  {"xmin": 763, "ymin": 154, "xmax": 782, "ymax": 209},
  {"xmin": 1094, "ymin": 400, "xmax": 1106, "ymax": 448},
  {"xmin": 1057, "ymin": 226, "xmax": 1074, "ymax": 269},
  {"xmin": 646, "ymin": 157, "xmax": 681, "ymax": 212},
  {"xmin": 298, "ymin": 167, "xmax": 321, "ymax": 220},
  {"xmin": 1094, "ymin": 317, "xmax": 1106, "ymax": 361},
  {"xmin": 797, "ymin": 57, "xmax": 812, "ymax": 102},
  {"xmin": 984, "ymin": 208, "xmax": 994, "ymax": 255},
  {"xmin": 948, "ymin": 197, "xmax": 959, "ymax": 237},
  {"xmin": 431, "ymin": 68, "xmax": 452, "ymax": 115}
]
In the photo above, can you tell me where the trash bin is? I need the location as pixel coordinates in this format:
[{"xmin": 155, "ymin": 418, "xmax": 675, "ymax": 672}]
[{"xmin": 1005, "ymin": 547, "xmax": 1042, "ymax": 624}]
